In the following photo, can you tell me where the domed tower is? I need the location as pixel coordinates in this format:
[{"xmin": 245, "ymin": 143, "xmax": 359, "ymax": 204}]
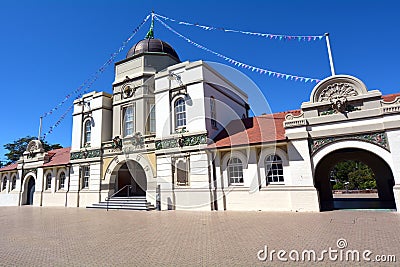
[{"xmin": 112, "ymin": 29, "xmax": 181, "ymax": 139}]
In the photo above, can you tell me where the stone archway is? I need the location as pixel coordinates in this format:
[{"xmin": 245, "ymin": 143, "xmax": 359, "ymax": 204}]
[
  {"xmin": 314, "ymin": 147, "xmax": 396, "ymax": 211},
  {"xmin": 21, "ymin": 175, "xmax": 36, "ymax": 205},
  {"xmin": 114, "ymin": 161, "xmax": 147, "ymax": 197}
]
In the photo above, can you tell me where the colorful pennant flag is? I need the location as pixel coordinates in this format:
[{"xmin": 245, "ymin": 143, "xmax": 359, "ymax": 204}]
[
  {"xmin": 154, "ymin": 13, "xmax": 324, "ymax": 41},
  {"xmin": 154, "ymin": 16, "xmax": 321, "ymax": 84}
]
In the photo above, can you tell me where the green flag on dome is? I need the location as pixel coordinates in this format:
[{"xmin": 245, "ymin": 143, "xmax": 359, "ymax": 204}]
[{"xmin": 145, "ymin": 12, "xmax": 155, "ymax": 39}]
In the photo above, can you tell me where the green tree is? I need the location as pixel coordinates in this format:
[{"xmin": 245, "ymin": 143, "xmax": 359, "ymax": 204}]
[
  {"xmin": 331, "ymin": 160, "xmax": 376, "ymax": 190},
  {"xmin": 3, "ymin": 136, "xmax": 62, "ymax": 164}
]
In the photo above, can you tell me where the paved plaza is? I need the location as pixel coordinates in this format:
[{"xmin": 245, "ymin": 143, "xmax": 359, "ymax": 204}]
[{"xmin": 0, "ymin": 207, "xmax": 399, "ymax": 266}]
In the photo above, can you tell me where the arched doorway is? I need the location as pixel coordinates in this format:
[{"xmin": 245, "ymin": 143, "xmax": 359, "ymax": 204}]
[
  {"xmin": 115, "ymin": 161, "xmax": 147, "ymax": 197},
  {"xmin": 26, "ymin": 177, "xmax": 35, "ymax": 205},
  {"xmin": 314, "ymin": 148, "xmax": 396, "ymax": 211}
]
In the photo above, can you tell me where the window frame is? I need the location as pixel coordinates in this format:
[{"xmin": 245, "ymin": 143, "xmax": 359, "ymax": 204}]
[
  {"xmin": 59, "ymin": 171, "xmax": 66, "ymax": 190},
  {"xmin": 175, "ymin": 158, "xmax": 189, "ymax": 186},
  {"xmin": 81, "ymin": 166, "xmax": 90, "ymax": 189},
  {"xmin": 210, "ymin": 96, "xmax": 217, "ymax": 129},
  {"xmin": 123, "ymin": 105, "xmax": 135, "ymax": 137},
  {"xmin": 174, "ymin": 97, "xmax": 186, "ymax": 129},
  {"xmin": 46, "ymin": 173, "xmax": 52, "ymax": 190},
  {"xmin": 2, "ymin": 176, "xmax": 7, "ymax": 191},
  {"xmin": 148, "ymin": 103, "xmax": 156, "ymax": 133},
  {"xmin": 83, "ymin": 119, "xmax": 92, "ymax": 146},
  {"xmin": 265, "ymin": 154, "xmax": 284, "ymax": 184},
  {"xmin": 227, "ymin": 157, "xmax": 244, "ymax": 185},
  {"xmin": 11, "ymin": 175, "xmax": 16, "ymax": 191}
]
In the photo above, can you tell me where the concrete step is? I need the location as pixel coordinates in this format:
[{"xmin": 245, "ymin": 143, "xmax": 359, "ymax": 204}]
[
  {"xmin": 110, "ymin": 196, "xmax": 147, "ymax": 200},
  {"xmin": 87, "ymin": 205, "xmax": 155, "ymax": 211},
  {"xmin": 92, "ymin": 202, "xmax": 152, "ymax": 207},
  {"xmin": 86, "ymin": 196, "xmax": 156, "ymax": 211}
]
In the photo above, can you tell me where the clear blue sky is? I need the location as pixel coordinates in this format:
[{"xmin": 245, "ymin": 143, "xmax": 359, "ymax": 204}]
[{"xmin": 0, "ymin": 0, "xmax": 399, "ymax": 163}]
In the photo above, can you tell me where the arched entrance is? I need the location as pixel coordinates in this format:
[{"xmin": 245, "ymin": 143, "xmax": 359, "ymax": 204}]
[
  {"xmin": 314, "ymin": 148, "xmax": 396, "ymax": 211},
  {"xmin": 26, "ymin": 176, "xmax": 35, "ymax": 205},
  {"xmin": 115, "ymin": 161, "xmax": 147, "ymax": 197}
]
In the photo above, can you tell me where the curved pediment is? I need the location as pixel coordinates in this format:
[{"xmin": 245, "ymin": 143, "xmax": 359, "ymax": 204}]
[{"xmin": 310, "ymin": 75, "xmax": 368, "ymax": 103}]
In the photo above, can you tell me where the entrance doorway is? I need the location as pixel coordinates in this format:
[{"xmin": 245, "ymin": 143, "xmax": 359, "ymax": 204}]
[
  {"xmin": 26, "ymin": 177, "xmax": 35, "ymax": 205},
  {"xmin": 314, "ymin": 148, "xmax": 396, "ymax": 211},
  {"xmin": 115, "ymin": 161, "xmax": 147, "ymax": 197}
]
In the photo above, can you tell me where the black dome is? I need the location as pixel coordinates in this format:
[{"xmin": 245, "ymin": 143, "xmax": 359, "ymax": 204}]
[{"xmin": 126, "ymin": 38, "xmax": 180, "ymax": 61}]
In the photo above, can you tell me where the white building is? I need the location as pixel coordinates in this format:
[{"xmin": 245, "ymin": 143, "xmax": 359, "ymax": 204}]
[{"xmin": 1, "ymin": 37, "xmax": 400, "ymax": 212}]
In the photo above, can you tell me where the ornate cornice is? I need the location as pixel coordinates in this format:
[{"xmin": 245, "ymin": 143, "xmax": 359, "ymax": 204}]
[
  {"xmin": 23, "ymin": 168, "xmax": 37, "ymax": 177},
  {"xmin": 310, "ymin": 132, "xmax": 389, "ymax": 154},
  {"xmin": 70, "ymin": 149, "xmax": 102, "ymax": 160},
  {"xmin": 155, "ymin": 133, "xmax": 207, "ymax": 150}
]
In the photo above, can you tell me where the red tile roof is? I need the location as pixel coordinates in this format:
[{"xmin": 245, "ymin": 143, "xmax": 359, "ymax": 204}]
[
  {"xmin": 211, "ymin": 110, "xmax": 301, "ymax": 148},
  {"xmin": 43, "ymin": 147, "xmax": 71, "ymax": 167},
  {"xmin": 382, "ymin": 93, "xmax": 400, "ymax": 102},
  {"xmin": 0, "ymin": 162, "xmax": 18, "ymax": 172}
]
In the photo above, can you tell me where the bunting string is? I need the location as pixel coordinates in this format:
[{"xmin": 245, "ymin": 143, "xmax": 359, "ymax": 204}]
[
  {"xmin": 41, "ymin": 14, "xmax": 151, "ymax": 139},
  {"xmin": 41, "ymin": 14, "xmax": 151, "ymax": 119},
  {"xmin": 154, "ymin": 16, "xmax": 321, "ymax": 83},
  {"xmin": 154, "ymin": 13, "xmax": 324, "ymax": 41}
]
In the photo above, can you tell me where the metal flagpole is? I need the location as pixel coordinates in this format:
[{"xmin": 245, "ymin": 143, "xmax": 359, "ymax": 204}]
[
  {"xmin": 325, "ymin": 32, "xmax": 335, "ymax": 76},
  {"xmin": 38, "ymin": 116, "xmax": 43, "ymax": 141}
]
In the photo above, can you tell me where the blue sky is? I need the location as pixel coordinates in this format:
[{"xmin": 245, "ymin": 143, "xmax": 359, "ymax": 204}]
[{"xmin": 0, "ymin": 0, "xmax": 399, "ymax": 163}]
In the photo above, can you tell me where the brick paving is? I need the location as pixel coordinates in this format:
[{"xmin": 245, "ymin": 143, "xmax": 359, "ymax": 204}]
[{"xmin": 0, "ymin": 207, "xmax": 399, "ymax": 266}]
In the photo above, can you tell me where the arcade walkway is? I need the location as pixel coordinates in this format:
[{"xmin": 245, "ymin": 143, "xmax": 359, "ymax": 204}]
[{"xmin": 0, "ymin": 207, "xmax": 399, "ymax": 266}]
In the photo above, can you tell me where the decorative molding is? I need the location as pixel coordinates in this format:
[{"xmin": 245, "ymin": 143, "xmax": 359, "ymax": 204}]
[
  {"xmin": 121, "ymin": 132, "xmax": 145, "ymax": 154},
  {"xmin": 26, "ymin": 140, "xmax": 43, "ymax": 152},
  {"xmin": 382, "ymin": 105, "xmax": 400, "ymax": 114},
  {"xmin": 155, "ymin": 133, "xmax": 207, "ymax": 150},
  {"xmin": 70, "ymin": 149, "xmax": 102, "ymax": 160},
  {"xmin": 112, "ymin": 136, "xmax": 122, "ymax": 150},
  {"xmin": 320, "ymin": 104, "xmax": 361, "ymax": 116},
  {"xmin": 318, "ymin": 83, "xmax": 358, "ymax": 103},
  {"xmin": 284, "ymin": 119, "xmax": 307, "ymax": 128},
  {"xmin": 23, "ymin": 168, "xmax": 37, "ymax": 177},
  {"xmin": 382, "ymin": 96, "xmax": 400, "ymax": 105},
  {"xmin": 285, "ymin": 112, "xmax": 304, "ymax": 121},
  {"xmin": 170, "ymin": 86, "xmax": 187, "ymax": 99},
  {"xmin": 310, "ymin": 132, "xmax": 389, "ymax": 154}
]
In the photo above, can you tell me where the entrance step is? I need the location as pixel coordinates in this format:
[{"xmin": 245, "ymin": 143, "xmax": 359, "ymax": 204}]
[{"xmin": 86, "ymin": 196, "xmax": 156, "ymax": 211}]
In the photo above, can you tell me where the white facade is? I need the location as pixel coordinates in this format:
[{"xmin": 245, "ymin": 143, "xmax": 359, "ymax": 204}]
[{"xmin": 1, "ymin": 39, "xmax": 400, "ymax": 212}]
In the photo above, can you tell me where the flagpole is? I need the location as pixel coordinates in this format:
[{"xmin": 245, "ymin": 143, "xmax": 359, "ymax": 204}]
[
  {"xmin": 325, "ymin": 32, "xmax": 335, "ymax": 76},
  {"xmin": 38, "ymin": 116, "xmax": 43, "ymax": 141}
]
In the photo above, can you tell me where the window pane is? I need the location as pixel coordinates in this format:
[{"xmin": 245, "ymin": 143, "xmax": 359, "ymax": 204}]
[
  {"xmin": 228, "ymin": 157, "xmax": 243, "ymax": 184},
  {"xmin": 84, "ymin": 120, "xmax": 91, "ymax": 144},
  {"xmin": 82, "ymin": 166, "xmax": 90, "ymax": 189},
  {"xmin": 175, "ymin": 98, "xmax": 186, "ymax": 128},
  {"xmin": 59, "ymin": 172, "xmax": 66, "ymax": 189},
  {"xmin": 46, "ymin": 174, "xmax": 52, "ymax": 190},
  {"xmin": 265, "ymin": 154, "xmax": 284, "ymax": 184},
  {"xmin": 149, "ymin": 104, "xmax": 156, "ymax": 133},
  {"xmin": 124, "ymin": 106, "xmax": 134, "ymax": 136}
]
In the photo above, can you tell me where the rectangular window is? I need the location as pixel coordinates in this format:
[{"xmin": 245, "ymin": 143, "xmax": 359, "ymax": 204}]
[
  {"xmin": 210, "ymin": 97, "xmax": 217, "ymax": 128},
  {"xmin": 82, "ymin": 166, "xmax": 90, "ymax": 189},
  {"xmin": 173, "ymin": 158, "xmax": 189, "ymax": 186},
  {"xmin": 123, "ymin": 106, "xmax": 134, "ymax": 137},
  {"xmin": 149, "ymin": 104, "xmax": 156, "ymax": 133}
]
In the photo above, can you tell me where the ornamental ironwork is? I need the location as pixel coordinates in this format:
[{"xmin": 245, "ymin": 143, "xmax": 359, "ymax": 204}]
[
  {"xmin": 155, "ymin": 134, "xmax": 207, "ymax": 150},
  {"xmin": 310, "ymin": 132, "xmax": 389, "ymax": 154},
  {"xmin": 70, "ymin": 149, "xmax": 102, "ymax": 160}
]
